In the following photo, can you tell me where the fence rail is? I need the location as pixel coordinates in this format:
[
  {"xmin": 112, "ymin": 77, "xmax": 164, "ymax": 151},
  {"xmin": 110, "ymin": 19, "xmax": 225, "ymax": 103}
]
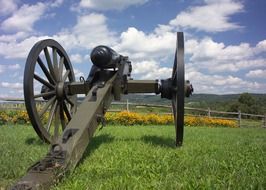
[{"xmin": 0, "ymin": 100, "xmax": 265, "ymax": 128}]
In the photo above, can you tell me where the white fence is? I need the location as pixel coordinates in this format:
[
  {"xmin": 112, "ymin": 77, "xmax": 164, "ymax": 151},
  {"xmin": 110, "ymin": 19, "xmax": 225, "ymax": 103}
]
[
  {"xmin": 0, "ymin": 100, "xmax": 265, "ymax": 128},
  {"xmin": 109, "ymin": 101, "xmax": 266, "ymax": 128}
]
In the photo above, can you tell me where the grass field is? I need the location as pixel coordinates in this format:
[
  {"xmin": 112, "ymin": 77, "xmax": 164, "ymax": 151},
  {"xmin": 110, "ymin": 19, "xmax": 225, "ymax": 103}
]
[{"xmin": 0, "ymin": 125, "xmax": 266, "ymax": 189}]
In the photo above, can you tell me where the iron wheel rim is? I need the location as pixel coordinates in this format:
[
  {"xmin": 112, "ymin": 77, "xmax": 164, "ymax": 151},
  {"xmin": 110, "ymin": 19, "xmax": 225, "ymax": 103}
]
[
  {"xmin": 172, "ymin": 32, "xmax": 185, "ymax": 147},
  {"xmin": 24, "ymin": 39, "xmax": 77, "ymax": 143}
]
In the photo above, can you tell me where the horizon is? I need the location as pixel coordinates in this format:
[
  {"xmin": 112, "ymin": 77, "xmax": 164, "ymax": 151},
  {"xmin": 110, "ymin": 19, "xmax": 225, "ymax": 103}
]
[{"xmin": 1, "ymin": 92, "xmax": 265, "ymax": 102}]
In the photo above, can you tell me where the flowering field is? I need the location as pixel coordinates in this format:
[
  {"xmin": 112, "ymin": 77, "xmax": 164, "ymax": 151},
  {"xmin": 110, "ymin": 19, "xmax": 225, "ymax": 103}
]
[
  {"xmin": 0, "ymin": 110, "xmax": 238, "ymax": 128},
  {"xmin": 0, "ymin": 110, "xmax": 30, "ymax": 125},
  {"xmin": 105, "ymin": 111, "xmax": 238, "ymax": 128}
]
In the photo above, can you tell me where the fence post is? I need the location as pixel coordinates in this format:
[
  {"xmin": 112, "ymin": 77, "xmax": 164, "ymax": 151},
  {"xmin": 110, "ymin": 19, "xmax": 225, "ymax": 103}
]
[
  {"xmin": 126, "ymin": 99, "xmax": 129, "ymax": 112},
  {"xmin": 208, "ymin": 107, "xmax": 211, "ymax": 118},
  {"xmin": 238, "ymin": 110, "xmax": 241, "ymax": 127}
]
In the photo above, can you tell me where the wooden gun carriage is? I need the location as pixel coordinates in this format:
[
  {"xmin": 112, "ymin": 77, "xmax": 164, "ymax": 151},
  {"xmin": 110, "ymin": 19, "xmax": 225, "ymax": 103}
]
[{"xmin": 12, "ymin": 32, "xmax": 193, "ymax": 189}]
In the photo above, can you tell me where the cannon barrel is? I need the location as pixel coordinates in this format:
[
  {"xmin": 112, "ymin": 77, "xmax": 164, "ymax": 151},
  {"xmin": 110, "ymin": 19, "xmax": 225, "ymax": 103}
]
[{"xmin": 90, "ymin": 45, "xmax": 121, "ymax": 69}]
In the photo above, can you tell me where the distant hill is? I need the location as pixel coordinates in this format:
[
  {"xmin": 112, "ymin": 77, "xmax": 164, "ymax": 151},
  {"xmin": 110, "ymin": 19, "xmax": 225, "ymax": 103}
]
[
  {"xmin": 121, "ymin": 93, "xmax": 266, "ymax": 113},
  {"xmin": 121, "ymin": 93, "xmax": 265, "ymax": 104}
]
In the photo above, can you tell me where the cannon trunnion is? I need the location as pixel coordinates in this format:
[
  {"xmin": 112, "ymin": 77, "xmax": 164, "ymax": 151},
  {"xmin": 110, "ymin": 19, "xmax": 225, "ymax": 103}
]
[{"xmin": 12, "ymin": 32, "xmax": 193, "ymax": 189}]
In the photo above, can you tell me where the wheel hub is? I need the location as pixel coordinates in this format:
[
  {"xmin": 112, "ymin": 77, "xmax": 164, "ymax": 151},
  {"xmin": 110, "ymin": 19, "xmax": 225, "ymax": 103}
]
[
  {"xmin": 56, "ymin": 82, "xmax": 65, "ymax": 100},
  {"xmin": 185, "ymin": 80, "xmax": 193, "ymax": 97},
  {"xmin": 160, "ymin": 78, "xmax": 172, "ymax": 99},
  {"xmin": 160, "ymin": 79, "xmax": 193, "ymax": 99}
]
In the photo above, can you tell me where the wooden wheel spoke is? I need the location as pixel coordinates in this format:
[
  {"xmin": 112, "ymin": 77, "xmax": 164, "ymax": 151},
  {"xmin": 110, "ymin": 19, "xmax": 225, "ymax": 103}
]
[
  {"xmin": 59, "ymin": 102, "xmax": 66, "ymax": 130},
  {"xmin": 39, "ymin": 97, "xmax": 56, "ymax": 117},
  {"xmin": 54, "ymin": 103, "xmax": 60, "ymax": 139},
  {"xmin": 34, "ymin": 74, "xmax": 55, "ymax": 89},
  {"xmin": 37, "ymin": 56, "xmax": 55, "ymax": 85},
  {"xmin": 62, "ymin": 70, "xmax": 70, "ymax": 82},
  {"xmin": 46, "ymin": 99, "xmax": 58, "ymax": 132},
  {"xmin": 65, "ymin": 95, "xmax": 75, "ymax": 106},
  {"xmin": 59, "ymin": 57, "xmax": 64, "ymax": 81},
  {"xmin": 63, "ymin": 101, "xmax": 72, "ymax": 121},
  {"xmin": 34, "ymin": 91, "xmax": 55, "ymax": 99},
  {"xmin": 44, "ymin": 47, "xmax": 57, "ymax": 81},
  {"xmin": 53, "ymin": 47, "xmax": 59, "ymax": 81}
]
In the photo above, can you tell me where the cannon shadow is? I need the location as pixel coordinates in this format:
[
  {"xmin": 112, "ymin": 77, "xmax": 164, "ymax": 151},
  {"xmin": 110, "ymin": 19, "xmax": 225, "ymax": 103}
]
[
  {"xmin": 141, "ymin": 135, "xmax": 176, "ymax": 148},
  {"xmin": 25, "ymin": 137, "xmax": 45, "ymax": 145},
  {"xmin": 25, "ymin": 134, "xmax": 114, "ymax": 162}
]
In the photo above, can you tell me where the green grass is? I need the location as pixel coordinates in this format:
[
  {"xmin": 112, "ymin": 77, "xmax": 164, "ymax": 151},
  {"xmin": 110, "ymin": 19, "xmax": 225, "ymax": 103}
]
[
  {"xmin": 0, "ymin": 125, "xmax": 266, "ymax": 189},
  {"xmin": 0, "ymin": 125, "xmax": 49, "ymax": 188},
  {"xmin": 240, "ymin": 119, "xmax": 264, "ymax": 128}
]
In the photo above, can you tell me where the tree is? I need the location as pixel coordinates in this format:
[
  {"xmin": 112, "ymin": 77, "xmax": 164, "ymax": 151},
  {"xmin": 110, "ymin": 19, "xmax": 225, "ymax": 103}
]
[
  {"xmin": 228, "ymin": 93, "xmax": 261, "ymax": 114},
  {"xmin": 238, "ymin": 93, "xmax": 255, "ymax": 107}
]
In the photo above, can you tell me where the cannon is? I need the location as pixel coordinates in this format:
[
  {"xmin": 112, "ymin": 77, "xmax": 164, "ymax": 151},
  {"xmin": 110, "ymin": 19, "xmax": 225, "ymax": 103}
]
[{"xmin": 12, "ymin": 32, "xmax": 193, "ymax": 189}]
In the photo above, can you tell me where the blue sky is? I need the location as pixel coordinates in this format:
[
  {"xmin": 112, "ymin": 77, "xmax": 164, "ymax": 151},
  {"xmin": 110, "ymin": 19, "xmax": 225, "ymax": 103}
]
[{"xmin": 0, "ymin": 0, "xmax": 265, "ymax": 98}]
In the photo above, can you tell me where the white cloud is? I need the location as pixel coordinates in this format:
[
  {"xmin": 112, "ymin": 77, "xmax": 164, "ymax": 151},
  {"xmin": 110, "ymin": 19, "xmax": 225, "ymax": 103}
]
[
  {"xmin": 184, "ymin": 35, "xmax": 266, "ymax": 93},
  {"xmin": 70, "ymin": 54, "xmax": 83, "ymax": 64},
  {"xmin": 74, "ymin": 68, "xmax": 84, "ymax": 79},
  {"xmin": 0, "ymin": 0, "xmax": 17, "ymax": 16},
  {"xmin": 186, "ymin": 37, "xmax": 266, "ymax": 72},
  {"xmin": 0, "ymin": 82, "xmax": 23, "ymax": 90},
  {"xmin": 186, "ymin": 37, "xmax": 253, "ymax": 62},
  {"xmin": 132, "ymin": 60, "xmax": 172, "ymax": 80},
  {"xmin": 0, "ymin": 32, "xmax": 29, "ymax": 42},
  {"xmin": 140, "ymin": 67, "xmax": 172, "ymax": 80},
  {"xmin": 11, "ymin": 72, "xmax": 20, "ymax": 78},
  {"xmin": 8, "ymin": 63, "xmax": 20, "ymax": 70},
  {"xmin": 0, "ymin": 13, "xmax": 116, "ymax": 59},
  {"xmin": 53, "ymin": 13, "xmax": 117, "ymax": 50},
  {"xmin": 170, "ymin": 0, "xmax": 244, "ymax": 32},
  {"xmin": 0, "ymin": 64, "xmax": 21, "ymax": 73},
  {"xmin": 1, "ymin": 2, "xmax": 47, "ymax": 32},
  {"xmin": 154, "ymin": 24, "xmax": 174, "ymax": 35},
  {"xmin": 133, "ymin": 60, "xmax": 159, "ymax": 74},
  {"xmin": 84, "ymin": 54, "xmax": 91, "ymax": 61},
  {"xmin": 246, "ymin": 69, "xmax": 266, "ymax": 79},
  {"xmin": 186, "ymin": 68, "xmax": 265, "ymax": 94},
  {"xmin": 256, "ymin": 40, "xmax": 266, "ymax": 53},
  {"xmin": 72, "ymin": 13, "xmax": 116, "ymax": 49},
  {"xmin": 114, "ymin": 27, "xmax": 175, "ymax": 60},
  {"xmin": 50, "ymin": 0, "xmax": 64, "ymax": 8},
  {"xmin": 79, "ymin": 0, "xmax": 149, "ymax": 10},
  {"xmin": 52, "ymin": 32, "xmax": 77, "ymax": 51},
  {"xmin": 0, "ymin": 65, "xmax": 4, "ymax": 73},
  {"xmin": 0, "ymin": 35, "xmax": 50, "ymax": 59},
  {"xmin": 234, "ymin": 59, "xmax": 266, "ymax": 71}
]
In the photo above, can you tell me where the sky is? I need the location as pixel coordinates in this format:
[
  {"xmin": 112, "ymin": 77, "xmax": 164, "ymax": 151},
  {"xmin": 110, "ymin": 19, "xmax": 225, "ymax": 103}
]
[{"xmin": 0, "ymin": 0, "xmax": 266, "ymax": 98}]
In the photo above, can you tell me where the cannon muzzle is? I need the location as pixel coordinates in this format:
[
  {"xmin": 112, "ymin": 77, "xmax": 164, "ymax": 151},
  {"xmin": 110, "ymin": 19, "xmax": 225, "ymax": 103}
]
[{"xmin": 90, "ymin": 45, "xmax": 121, "ymax": 69}]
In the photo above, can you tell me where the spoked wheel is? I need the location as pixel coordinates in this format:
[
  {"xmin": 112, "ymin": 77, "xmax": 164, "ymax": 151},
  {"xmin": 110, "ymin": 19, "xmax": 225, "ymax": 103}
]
[
  {"xmin": 24, "ymin": 39, "xmax": 77, "ymax": 144},
  {"xmin": 172, "ymin": 32, "xmax": 185, "ymax": 147},
  {"xmin": 161, "ymin": 32, "xmax": 191, "ymax": 147}
]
